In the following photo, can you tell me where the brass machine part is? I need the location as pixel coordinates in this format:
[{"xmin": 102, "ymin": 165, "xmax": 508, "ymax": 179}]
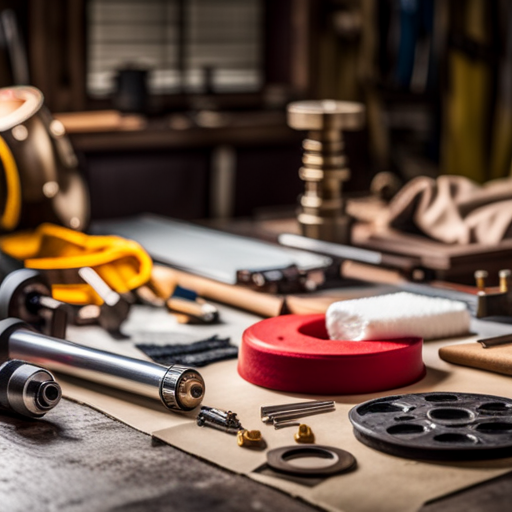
[
  {"xmin": 474, "ymin": 270, "xmax": 488, "ymax": 293},
  {"xmin": 294, "ymin": 424, "xmax": 315, "ymax": 444},
  {"xmin": 287, "ymin": 100, "xmax": 365, "ymax": 243},
  {"xmin": 499, "ymin": 269, "xmax": 511, "ymax": 293},
  {"xmin": 475, "ymin": 269, "xmax": 512, "ymax": 318},
  {"xmin": 237, "ymin": 429, "xmax": 264, "ymax": 448}
]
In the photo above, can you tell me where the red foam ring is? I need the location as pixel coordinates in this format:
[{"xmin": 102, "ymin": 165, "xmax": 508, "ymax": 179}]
[{"xmin": 238, "ymin": 314, "xmax": 425, "ymax": 395}]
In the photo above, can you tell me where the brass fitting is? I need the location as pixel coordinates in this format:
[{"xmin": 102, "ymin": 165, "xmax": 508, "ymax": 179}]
[
  {"xmin": 474, "ymin": 270, "xmax": 488, "ymax": 293},
  {"xmin": 287, "ymin": 100, "xmax": 365, "ymax": 244},
  {"xmin": 499, "ymin": 269, "xmax": 511, "ymax": 293},
  {"xmin": 237, "ymin": 429, "xmax": 264, "ymax": 448},
  {"xmin": 294, "ymin": 424, "xmax": 315, "ymax": 444}
]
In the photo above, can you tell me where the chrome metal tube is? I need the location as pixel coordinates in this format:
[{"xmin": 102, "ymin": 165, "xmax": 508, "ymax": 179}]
[{"xmin": 0, "ymin": 319, "xmax": 204, "ymax": 411}]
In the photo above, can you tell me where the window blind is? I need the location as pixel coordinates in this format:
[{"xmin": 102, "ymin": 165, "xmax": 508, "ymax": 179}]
[{"xmin": 87, "ymin": 0, "xmax": 263, "ymax": 97}]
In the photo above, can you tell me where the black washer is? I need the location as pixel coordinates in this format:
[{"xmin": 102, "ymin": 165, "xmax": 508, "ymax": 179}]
[
  {"xmin": 266, "ymin": 445, "xmax": 356, "ymax": 476},
  {"xmin": 350, "ymin": 392, "xmax": 512, "ymax": 461}
]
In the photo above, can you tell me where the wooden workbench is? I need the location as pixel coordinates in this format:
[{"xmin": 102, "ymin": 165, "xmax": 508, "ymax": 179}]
[
  {"xmin": 2, "ymin": 301, "xmax": 512, "ymax": 512},
  {"xmin": 1, "ymin": 395, "xmax": 512, "ymax": 512}
]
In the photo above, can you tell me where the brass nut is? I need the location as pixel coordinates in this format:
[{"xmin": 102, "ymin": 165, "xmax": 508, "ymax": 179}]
[
  {"xmin": 294, "ymin": 424, "xmax": 315, "ymax": 443},
  {"xmin": 237, "ymin": 429, "xmax": 264, "ymax": 448}
]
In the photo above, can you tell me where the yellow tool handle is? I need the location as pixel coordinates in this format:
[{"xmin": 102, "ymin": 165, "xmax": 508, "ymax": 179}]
[{"xmin": 0, "ymin": 223, "xmax": 153, "ymax": 304}]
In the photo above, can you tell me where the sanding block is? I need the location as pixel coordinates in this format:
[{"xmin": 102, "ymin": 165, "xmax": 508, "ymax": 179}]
[
  {"xmin": 439, "ymin": 342, "xmax": 512, "ymax": 377},
  {"xmin": 238, "ymin": 314, "xmax": 424, "ymax": 394}
]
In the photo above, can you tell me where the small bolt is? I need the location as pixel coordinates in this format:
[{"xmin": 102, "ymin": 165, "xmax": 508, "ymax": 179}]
[
  {"xmin": 294, "ymin": 424, "xmax": 315, "ymax": 443},
  {"xmin": 474, "ymin": 270, "xmax": 488, "ymax": 293},
  {"xmin": 499, "ymin": 269, "xmax": 511, "ymax": 293}
]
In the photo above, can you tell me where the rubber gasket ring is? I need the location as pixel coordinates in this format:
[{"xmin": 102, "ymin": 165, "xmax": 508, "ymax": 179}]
[{"xmin": 266, "ymin": 444, "xmax": 356, "ymax": 476}]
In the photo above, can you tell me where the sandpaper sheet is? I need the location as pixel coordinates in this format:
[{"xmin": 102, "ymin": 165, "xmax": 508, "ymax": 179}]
[{"xmin": 59, "ymin": 304, "xmax": 512, "ymax": 512}]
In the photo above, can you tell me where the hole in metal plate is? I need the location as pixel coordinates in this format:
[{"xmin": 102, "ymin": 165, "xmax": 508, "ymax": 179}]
[
  {"xmin": 424, "ymin": 394, "xmax": 459, "ymax": 403},
  {"xmin": 428, "ymin": 408, "xmax": 473, "ymax": 422},
  {"xmin": 478, "ymin": 402, "xmax": 512, "ymax": 414},
  {"xmin": 476, "ymin": 422, "xmax": 512, "ymax": 434},
  {"xmin": 387, "ymin": 424, "xmax": 425, "ymax": 435},
  {"xmin": 358, "ymin": 401, "xmax": 405, "ymax": 415}
]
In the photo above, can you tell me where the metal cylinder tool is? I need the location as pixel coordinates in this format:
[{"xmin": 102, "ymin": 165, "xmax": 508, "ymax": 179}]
[
  {"xmin": 0, "ymin": 359, "xmax": 62, "ymax": 418},
  {"xmin": 0, "ymin": 318, "xmax": 205, "ymax": 412},
  {"xmin": 287, "ymin": 100, "xmax": 365, "ymax": 243}
]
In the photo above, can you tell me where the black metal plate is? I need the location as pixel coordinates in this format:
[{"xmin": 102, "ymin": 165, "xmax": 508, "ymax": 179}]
[{"xmin": 349, "ymin": 392, "xmax": 512, "ymax": 460}]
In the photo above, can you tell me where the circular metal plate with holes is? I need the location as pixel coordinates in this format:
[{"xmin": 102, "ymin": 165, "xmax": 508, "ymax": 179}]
[
  {"xmin": 267, "ymin": 445, "xmax": 357, "ymax": 476},
  {"xmin": 349, "ymin": 392, "xmax": 512, "ymax": 460}
]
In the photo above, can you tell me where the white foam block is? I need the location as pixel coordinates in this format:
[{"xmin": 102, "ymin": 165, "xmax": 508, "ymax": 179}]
[{"xmin": 326, "ymin": 292, "xmax": 470, "ymax": 341}]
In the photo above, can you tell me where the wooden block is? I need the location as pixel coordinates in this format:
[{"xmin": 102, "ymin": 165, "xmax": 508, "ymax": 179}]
[{"xmin": 439, "ymin": 342, "xmax": 512, "ymax": 376}]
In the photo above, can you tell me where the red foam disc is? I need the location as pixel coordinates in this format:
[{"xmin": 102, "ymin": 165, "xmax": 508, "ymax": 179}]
[{"xmin": 238, "ymin": 314, "xmax": 425, "ymax": 395}]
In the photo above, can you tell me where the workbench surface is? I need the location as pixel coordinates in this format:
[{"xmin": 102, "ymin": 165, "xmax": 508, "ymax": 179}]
[
  {"xmin": 3, "ymin": 302, "xmax": 512, "ymax": 512},
  {"xmin": 2, "ymin": 396, "xmax": 512, "ymax": 512}
]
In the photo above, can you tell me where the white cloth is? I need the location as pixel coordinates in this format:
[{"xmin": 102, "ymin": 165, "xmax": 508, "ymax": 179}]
[{"xmin": 326, "ymin": 292, "xmax": 470, "ymax": 341}]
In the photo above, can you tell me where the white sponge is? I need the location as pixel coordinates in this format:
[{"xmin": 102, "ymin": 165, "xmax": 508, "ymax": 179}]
[{"xmin": 326, "ymin": 292, "xmax": 470, "ymax": 341}]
